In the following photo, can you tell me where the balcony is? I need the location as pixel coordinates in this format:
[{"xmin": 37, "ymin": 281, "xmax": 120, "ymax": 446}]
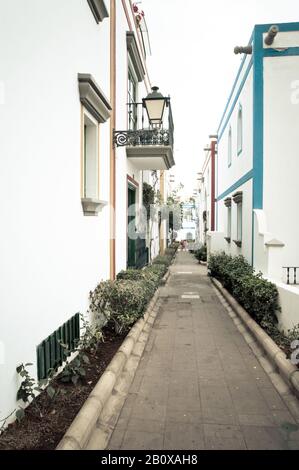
[{"xmin": 113, "ymin": 87, "xmax": 175, "ymax": 171}]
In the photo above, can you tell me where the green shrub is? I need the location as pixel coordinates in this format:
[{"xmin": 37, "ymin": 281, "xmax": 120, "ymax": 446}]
[
  {"xmin": 164, "ymin": 247, "xmax": 176, "ymax": 257},
  {"xmin": 208, "ymin": 252, "xmax": 280, "ymax": 326},
  {"xmin": 232, "ymin": 273, "xmax": 279, "ymax": 324},
  {"xmin": 152, "ymin": 255, "xmax": 172, "ymax": 266},
  {"xmin": 117, "ymin": 269, "xmax": 144, "ymax": 281},
  {"xmin": 209, "ymin": 253, "xmax": 253, "ymax": 292},
  {"xmin": 117, "ymin": 268, "xmax": 161, "ymax": 289},
  {"xmin": 89, "ymin": 280, "xmax": 147, "ymax": 334},
  {"xmin": 146, "ymin": 263, "xmax": 167, "ymax": 278},
  {"xmin": 194, "ymin": 245, "xmax": 207, "ymax": 262}
]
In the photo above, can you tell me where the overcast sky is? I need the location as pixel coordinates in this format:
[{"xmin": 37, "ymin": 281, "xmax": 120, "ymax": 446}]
[{"xmin": 141, "ymin": 0, "xmax": 298, "ymax": 195}]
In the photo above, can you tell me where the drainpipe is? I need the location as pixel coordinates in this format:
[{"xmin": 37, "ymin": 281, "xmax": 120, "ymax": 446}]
[
  {"xmin": 110, "ymin": 0, "xmax": 116, "ymax": 279},
  {"xmin": 159, "ymin": 170, "xmax": 165, "ymax": 254}
]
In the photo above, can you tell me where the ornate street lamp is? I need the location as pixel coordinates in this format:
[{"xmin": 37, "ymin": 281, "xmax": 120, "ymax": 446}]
[{"xmin": 143, "ymin": 86, "xmax": 169, "ymax": 128}]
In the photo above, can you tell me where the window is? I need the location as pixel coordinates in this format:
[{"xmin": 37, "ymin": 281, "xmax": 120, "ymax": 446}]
[
  {"xmin": 227, "ymin": 207, "xmax": 232, "ymax": 240},
  {"xmin": 224, "ymin": 197, "xmax": 232, "ymax": 243},
  {"xmin": 237, "ymin": 105, "xmax": 243, "ymax": 155},
  {"xmin": 87, "ymin": 0, "xmax": 109, "ymax": 24},
  {"xmin": 78, "ymin": 74, "xmax": 111, "ymax": 216},
  {"xmin": 228, "ymin": 126, "xmax": 232, "ymax": 167},
  {"xmin": 83, "ymin": 110, "xmax": 99, "ymax": 199},
  {"xmin": 232, "ymin": 191, "xmax": 243, "ymax": 247},
  {"xmin": 128, "ymin": 67, "xmax": 138, "ymax": 130},
  {"xmin": 237, "ymin": 203, "xmax": 242, "ymax": 241}
]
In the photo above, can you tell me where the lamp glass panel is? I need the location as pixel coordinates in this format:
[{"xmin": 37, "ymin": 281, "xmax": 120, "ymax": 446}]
[{"xmin": 144, "ymin": 99, "xmax": 165, "ymax": 124}]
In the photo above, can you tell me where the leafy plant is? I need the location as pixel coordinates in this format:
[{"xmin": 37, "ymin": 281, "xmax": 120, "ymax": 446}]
[
  {"xmin": 78, "ymin": 313, "xmax": 104, "ymax": 354},
  {"xmin": 58, "ymin": 343, "xmax": 90, "ymax": 386},
  {"xmin": 15, "ymin": 407, "xmax": 26, "ymax": 423},
  {"xmin": 16, "ymin": 363, "xmax": 36, "ymax": 403}
]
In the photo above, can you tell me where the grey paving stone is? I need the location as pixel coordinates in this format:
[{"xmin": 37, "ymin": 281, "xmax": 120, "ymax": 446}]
[
  {"xmin": 238, "ymin": 413, "xmax": 277, "ymax": 427},
  {"xmin": 166, "ymin": 409, "xmax": 202, "ymax": 425},
  {"xmin": 259, "ymin": 386, "xmax": 289, "ymax": 411},
  {"xmin": 164, "ymin": 423, "xmax": 205, "ymax": 450},
  {"xmin": 167, "ymin": 395, "xmax": 202, "ymax": 412},
  {"xmin": 126, "ymin": 418, "xmax": 165, "ymax": 434},
  {"xmin": 200, "ymin": 383, "xmax": 234, "ymax": 410},
  {"xmin": 241, "ymin": 425, "xmax": 289, "ymax": 450},
  {"xmin": 130, "ymin": 398, "xmax": 167, "ymax": 422},
  {"xmin": 203, "ymin": 424, "xmax": 247, "ymax": 450},
  {"xmin": 202, "ymin": 407, "xmax": 239, "ymax": 425},
  {"xmin": 168, "ymin": 380, "xmax": 199, "ymax": 399},
  {"xmin": 107, "ymin": 428, "xmax": 126, "ymax": 450},
  {"xmin": 121, "ymin": 430, "xmax": 164, "ymax": 450}
]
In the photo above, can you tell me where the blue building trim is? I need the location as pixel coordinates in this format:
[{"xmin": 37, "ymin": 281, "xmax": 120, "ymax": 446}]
[
  {"xmin": 252, "ymin": 26, "xmax": 264, "ymax": 211},
  {"xmin": 217, "ymin": 54, "xmax": 248, "ymax": 134},
  {"xmin": 216, "ymin": 170, "xmax": 253, "ymax": 202},
  {"xmin": 218, "ymin": 58, "xmax": 253, "ymax": 142},
  {"xmin": 217, "ymin": 31, "xmax": 254, "ymax": 134}
]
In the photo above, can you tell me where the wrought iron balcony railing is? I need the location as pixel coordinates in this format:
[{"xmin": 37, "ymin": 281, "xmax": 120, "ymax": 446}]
[
  {"xmin": 114, "ymin": 128, "xmax": 172, "ymax": 147},
  {"xmin": 113, "ymin": 101, "xmax": 174, "ymax": 149}
]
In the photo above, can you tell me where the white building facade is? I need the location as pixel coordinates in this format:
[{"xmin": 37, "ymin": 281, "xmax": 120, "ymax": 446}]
[
  {"xmin": 207, "ymin": 22, "xmax": 299, "ymax": 330},
  {"xmin": 0, "ymin": 0, "xmax": 174, "ymax": 422}
]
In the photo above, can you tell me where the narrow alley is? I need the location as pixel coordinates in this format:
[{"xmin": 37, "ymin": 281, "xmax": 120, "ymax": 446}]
[{"xmin": 107, "ymin": 252, "xmax": 299, "ymax": 450}]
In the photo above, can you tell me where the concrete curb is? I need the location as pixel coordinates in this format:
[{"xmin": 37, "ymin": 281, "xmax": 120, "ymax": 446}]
[
  {"xmin": 211, "ymin": 277, "xmax": 299, "ymax": 399},
  {"xmin": 56, "ymin": 272, "xmax": 168, "ymax": 451}
]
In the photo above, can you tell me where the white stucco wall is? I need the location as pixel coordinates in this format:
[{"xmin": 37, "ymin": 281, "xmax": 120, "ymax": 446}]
[
  {"xmin": 263, "ymin": 54, "xmax": 299, "ymax": 275},
  {"xmin": 213, "ymin": 64, "xmax": 253, "ymax": 263},
  {"xmin": 217, "ymin": 70, "xmax": 253, "ymax": 199},
  {"xmin": 0, "ymin": 0, "xmax": 112, "ymax": 420}
]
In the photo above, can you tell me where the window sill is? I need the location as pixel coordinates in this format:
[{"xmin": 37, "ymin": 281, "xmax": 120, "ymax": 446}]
[
  {"xmin": 237, "ymin": 148, "xmax": 243, "ymax": 156},
  {"xmin": 81, "ymin": 198, "xmax": 108, "ymax": 216},
  {"xmin": 233, "ymin": 240, "xmax": 242, "ymax": 248},
  {"xmin": 224, "ymin": 237, "xmax": 231, "ymax": 243}
]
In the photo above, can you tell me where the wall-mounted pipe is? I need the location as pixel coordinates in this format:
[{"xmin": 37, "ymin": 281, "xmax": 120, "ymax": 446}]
[
  {"xmin": 234, "ymin": 45, "xmax": 253, "ymax": 55},
  {"xmin": 264, "ymin": 25, "xmax": 279, "ymax": 46}
]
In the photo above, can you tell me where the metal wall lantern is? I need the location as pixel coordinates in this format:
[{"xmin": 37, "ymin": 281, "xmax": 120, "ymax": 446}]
[{"xmin": 143, "ymin": 86, "xmax": 169, "ymax": 127}]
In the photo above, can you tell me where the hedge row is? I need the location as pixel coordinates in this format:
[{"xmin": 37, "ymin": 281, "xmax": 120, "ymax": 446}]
[
  {"xmin": 208, "ymin": 253, "xmax": 280, "ymax": 325},
  {"xmin": 89, "ymin": 244, "xmax": 178, "ymax": 334}
]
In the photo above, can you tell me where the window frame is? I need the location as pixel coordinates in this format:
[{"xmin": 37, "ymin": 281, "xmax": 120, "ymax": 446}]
[
  {"xmin": 228, "ymin": 125, "xmax": 232, "ymax": 167},
  {"xmin": 227, "ymin": 206, "xmax": 232, "ymax": 240},
  {"xmin": 237, "ymin": 104, "xmax": 243, "ymax": 156},
  {"xmin": 237, "ymin": 202, "xmax": 243, "ymax": 242},
  {"xmin": 82, "ymin": 107, "xmax": 100, "ymax": 201},
  {"xmin": 128, "ymin": 61, "xmax": 138, "ymax": 131}
]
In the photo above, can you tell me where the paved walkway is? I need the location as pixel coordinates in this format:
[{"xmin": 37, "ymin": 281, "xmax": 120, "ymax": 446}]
[{"xmin": 107, "ymin": 252, "xmax": 299, "ymax": 450}]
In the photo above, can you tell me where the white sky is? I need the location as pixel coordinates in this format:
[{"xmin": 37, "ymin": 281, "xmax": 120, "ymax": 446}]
[{"xmin": 141, "ymin": 0, "xmax": 298, "ymax": 196}]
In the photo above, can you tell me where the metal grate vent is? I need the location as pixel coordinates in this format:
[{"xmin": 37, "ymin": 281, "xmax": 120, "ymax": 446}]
[{"xmin": 36, "ymin": 313, "xmax": 80, "ymax": 380}]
